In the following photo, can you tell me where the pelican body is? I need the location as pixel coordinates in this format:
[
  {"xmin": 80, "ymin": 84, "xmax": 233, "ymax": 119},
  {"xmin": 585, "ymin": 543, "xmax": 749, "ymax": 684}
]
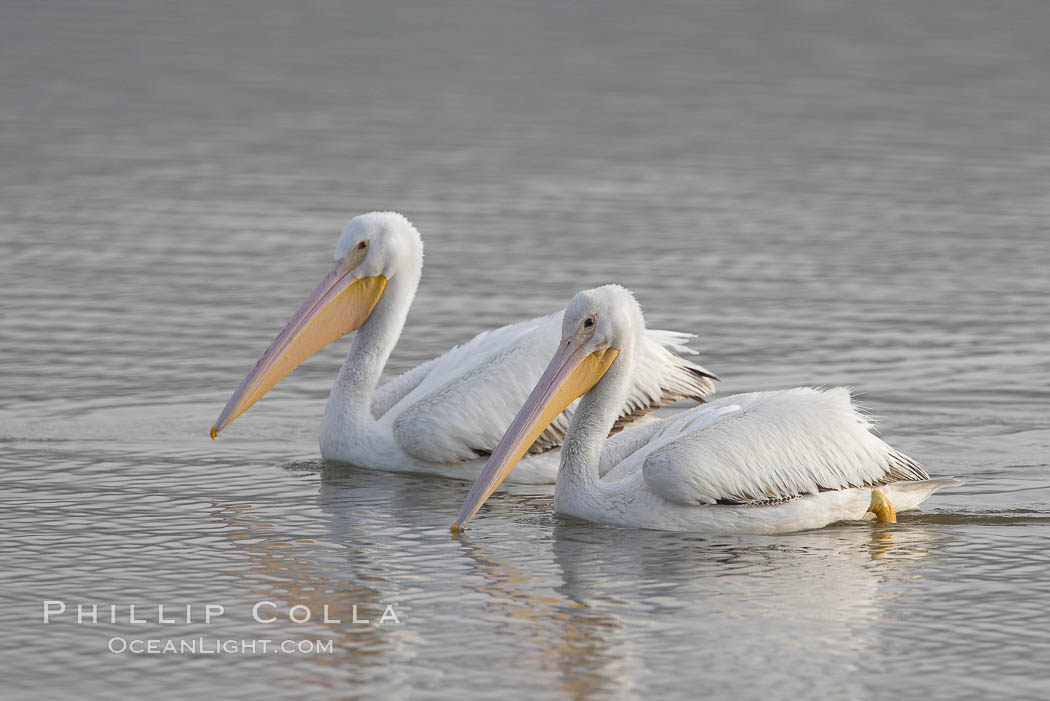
[
  {"xmin": 211, "ymin": 214, "xmax": 717, "ymax": 483},
  {"xmin": 455, "ymin": 285, "xmax": 955, "ymax": 533}
]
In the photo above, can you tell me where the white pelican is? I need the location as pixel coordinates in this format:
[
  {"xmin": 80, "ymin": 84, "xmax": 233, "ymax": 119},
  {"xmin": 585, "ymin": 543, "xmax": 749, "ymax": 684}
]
[
  {"xmin": 210, "ymin": 214, "xmax": 717, "ymax": 483},
  {"xmin": 454, "ymin": 285, "xmax": 956, "ymax": 532}
]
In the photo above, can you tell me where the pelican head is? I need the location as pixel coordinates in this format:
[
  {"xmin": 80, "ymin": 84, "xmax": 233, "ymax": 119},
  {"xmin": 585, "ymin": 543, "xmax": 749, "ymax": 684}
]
[
  {"xmin": 562, "ymin": 284, "xmax": 644, "ymax": 355},
  {"xmin": 332, "ymin": 211, "xmax": 423, "ymax": 281},
  {"xmin": 210, "ymin": 212, "xmax": 422, "ymax": 438},
  {"xmin": 452, "ymin": 285, "xmax": 640, "ymax": 531}
]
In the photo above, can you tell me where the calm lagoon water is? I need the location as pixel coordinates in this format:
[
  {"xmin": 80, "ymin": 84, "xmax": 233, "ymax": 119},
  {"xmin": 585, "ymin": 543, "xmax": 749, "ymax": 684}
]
[{"xmin": 2, "ymin": 0, "xmax": 1049, "ymax": 698}]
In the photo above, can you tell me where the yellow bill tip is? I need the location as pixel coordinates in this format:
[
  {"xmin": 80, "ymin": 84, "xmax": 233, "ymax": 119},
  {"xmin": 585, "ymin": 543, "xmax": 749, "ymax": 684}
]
[
  {"xmin": 209, "ymin": 425, "xmax": 218, "ymax": 440},
  {"xmin": 450, "ymin": 521, "xmax": 462, "ymax": 535}
]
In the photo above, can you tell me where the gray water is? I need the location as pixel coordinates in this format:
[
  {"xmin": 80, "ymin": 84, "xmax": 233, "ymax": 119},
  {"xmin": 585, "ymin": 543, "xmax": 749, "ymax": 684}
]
[{"xmin": 2, "ymin": 0, "xmax": 1049, "ymax": 698}]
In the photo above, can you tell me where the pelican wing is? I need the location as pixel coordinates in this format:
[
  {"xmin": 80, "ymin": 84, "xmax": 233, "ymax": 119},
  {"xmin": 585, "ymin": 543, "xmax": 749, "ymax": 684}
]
[
  {"xmin": 640, "ymin": 388, "xmax": 929, "ymax": 506},
  {"xmin": 370, "ymin": 355, "xmax": 440, "ymax": 419},
  {"xmin": 387, "ymin": 312, "xmax": 717, "ymax": 464}
]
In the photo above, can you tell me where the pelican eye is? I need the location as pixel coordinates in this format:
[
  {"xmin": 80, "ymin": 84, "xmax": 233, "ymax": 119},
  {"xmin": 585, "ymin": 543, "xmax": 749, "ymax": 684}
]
[
  {"xmin": 583, "ymin": 317, "xmax": 595, "ymax": 329},
  {"xmin": 357, "ymin": 240, "xmax": 368, "ymax": 250}
]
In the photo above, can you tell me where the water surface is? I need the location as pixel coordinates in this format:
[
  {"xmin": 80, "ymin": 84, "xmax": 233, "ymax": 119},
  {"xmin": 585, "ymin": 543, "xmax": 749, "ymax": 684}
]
[{"xmin": 2, "ymin": 0, "xmax": 1049, "ymax": 698}]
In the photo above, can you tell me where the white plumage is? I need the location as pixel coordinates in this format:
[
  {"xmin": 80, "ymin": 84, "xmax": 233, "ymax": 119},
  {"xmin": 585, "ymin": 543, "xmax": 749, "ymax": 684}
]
[
  {"xmin": 454, "ymin": 285, "xmax": 956, "ymax": 533},
  {"xmin": 213, "ymin": 214, "xmax": 716, "ymax": 483},
  {"xmin": 574, "ymin": 387, "xmax": 951, "ymax": 532},
  {"xmin": 383, "ymin": 314, "xmax": 711, "ymax": 464},
  {"xmin": 324, "ymin": 308, "xmax": 716, "ymax": 482},
  {"xmin": 623, "ymin": 388, "xmax": 927, "ymax": 506}
]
